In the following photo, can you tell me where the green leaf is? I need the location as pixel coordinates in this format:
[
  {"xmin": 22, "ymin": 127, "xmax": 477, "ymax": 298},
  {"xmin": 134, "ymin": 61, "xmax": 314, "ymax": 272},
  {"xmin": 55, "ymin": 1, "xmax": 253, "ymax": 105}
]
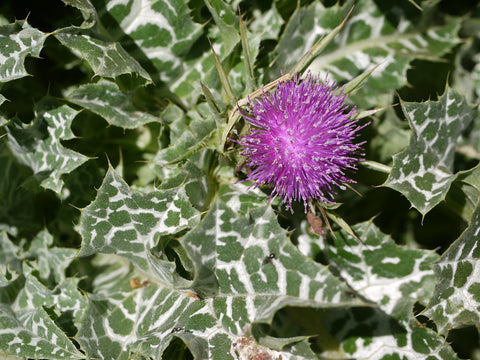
[
  {"xmin": 274, "ymin": 0, "xmax": 461, "ymax": 108},
  {"xmin": 299, "ymin": 221, "xmax": 458, "ymax": 358},
  {"xmin": 92, "ymin": 0, "xmax": 203, "ymax": 89},
  {"xmin": 318, "ymin": 306, "xmax": 459, "ymax": 359},
  {"xmin": 204, "ymin": 0, "xmax": 239, "ymax": 57},
  {"xmin": 158, "ymin": 159, "xmax": 213, "ymax": 213},
  {"xmin": 424, "ymin": 202, "xmax": 480, "ymax": 335},
  {"xmin": 154, "ymin": 103, "xmax": 216, "ymax": 166},
  {"xmin": 26, "ymin": 229, "xmax": 77, "ymax": 284},
  {"xmin": 369, "ymin": 107, "xmax": 411, "ymax": 165},
  {"xmin": 60, "ymin": 0, "xmax": 98, "ymax": 29},
  {"xmin": 0, "ymin": 20, "xmax": 48, "ymax": 83},
  {"xmin": 79, "ymin": 284, "xmax": 215, "ymax": 359},
  {"xmin": 273, "ymin": 2, "xmax": 340, "ymax": 75},
  {"xmin": 239, "ymin": 15, "xmax": 255, "ymax": 92},
  {"xmin": 0, "ymin": 304, "xmax": 83, "ymax": 360},
  {"xmin": 0, "ymin": 232, "xmax": 22, "ymax": 287},
  {"xmin": 203, "ymin": 3, "xmax": 282, "ymax": 102},
  {"xmin": 446, "ymin": 163, "xmax": 480, "ymax": 221},
  {"xmin": 13, "ymin": 266, "xmax": 86, "ymax": 329},
  {"xmin": 209, "ymin": 39, "xmax": 236, "ymax": 103},
  {"xmin": 77, "ymin": 166, "xmax": 200, "ymax": 282},
  {"xmin": 327, "ymin": 221, "xmax": 439, "ymax": 317},
  {"xmin": 183, "ymin": 183, "xmax": 362, "ymax": 311},
  {"xmin": 0, "ymin": 232, "xmax": 85, "ymax": 358},
  {"xmin": 290, "ymin": 7, "xmax": 351, "ymax": 76},
  {"xmin": 54, "ymin": 30, "xmax": 152, "ymax": 82},
  {"xmin": 77, "ymin": 181, "xmax": 362, "ymax": 360},
  {"xmin": 248, "ymin": 5, "xmax": 283, "ymax": 41},
  {"xmin": 0, "ymin": 265, "xmax": 85, "ymax": 360},
  {"xmin": 6, "ymin": 97, "xmax": 88, "ymax": 193},
  {"xmin": 0, "ymin": 142, "xmax": 44, "ymax": 236},
  {"xmin": 0, "ymin": 94, "xmax": 8, "ymax": 126},
  {"xmin": 384, "ymin": 88, "xmax": 475, "ymax": 215},
  {"xmin": 66, "ymin": 80, "xmax": 159, "ymax": 129},
  {"xmin": 75, "ymin": 254, "xmax": 216, "ymax": 360},
  {"xmin": 0, "ymin": 352, "xmax": 23, "ymax": 360}
]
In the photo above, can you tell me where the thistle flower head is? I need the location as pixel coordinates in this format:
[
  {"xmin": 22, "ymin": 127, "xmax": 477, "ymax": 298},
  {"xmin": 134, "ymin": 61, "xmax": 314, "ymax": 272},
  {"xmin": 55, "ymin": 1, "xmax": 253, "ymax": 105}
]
[{"xmin": 238, "ymin": 72, "xmax": 365, "ymax": 211}]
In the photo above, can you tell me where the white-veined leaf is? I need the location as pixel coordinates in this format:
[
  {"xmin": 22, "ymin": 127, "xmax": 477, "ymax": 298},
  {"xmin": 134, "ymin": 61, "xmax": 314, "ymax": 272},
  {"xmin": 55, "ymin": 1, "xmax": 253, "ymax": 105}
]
[
  {"xmin": 76, "ymin": 180, "xmax": 363, "ymax": 359},
  {"xmin": 384, "ymin": 88, "xmax": 475, "ymax": 215},
  {"xmin": 301, "ymin": 220, "xmax": 458, "ymax": 359},
  {"xmin": 66, "ymin": 80, "xmax": 159, "ymax": 129},
  {"xmin": 55, "ymin": 29, "xmax": 151, "ymax": 82},
  {"xmin": 274, "ymin": 0, "xmax": 461, "ymax": 108},
  {"xmin": 0, "ymin": 264, "xmax": 85, "ymax": 360},
  {"xmin": 424, "ymin": 202, "xmax": 480, "ymax": 334},
  {"xmin": 0, "ymin": 20, "xmax": 48, "ymax": 83},
  {"xmin": 77, "ymin": 166, "xmax": 200, "ymax": 284},
  {"xmin": 6, "ymin": 97, "xmax": 88, "ymax": 193}
]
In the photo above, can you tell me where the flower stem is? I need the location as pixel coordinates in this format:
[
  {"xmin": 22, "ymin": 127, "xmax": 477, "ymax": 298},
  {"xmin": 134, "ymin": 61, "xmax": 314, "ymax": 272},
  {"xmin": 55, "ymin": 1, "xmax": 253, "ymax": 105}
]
[{"xmin": 361, "ymin": 160, "xmax": 391, "ymax": 174}]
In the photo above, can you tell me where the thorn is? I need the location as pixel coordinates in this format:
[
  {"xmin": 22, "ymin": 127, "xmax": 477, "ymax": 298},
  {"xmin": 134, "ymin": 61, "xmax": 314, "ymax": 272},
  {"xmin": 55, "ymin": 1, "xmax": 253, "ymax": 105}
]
[
  {"xmin": 344, "ymin": 183, "xmax": 362, "ymax": 197},
  {"xmin": 318, "ymin": 206, "xmax": 336, "ymax": 239}
]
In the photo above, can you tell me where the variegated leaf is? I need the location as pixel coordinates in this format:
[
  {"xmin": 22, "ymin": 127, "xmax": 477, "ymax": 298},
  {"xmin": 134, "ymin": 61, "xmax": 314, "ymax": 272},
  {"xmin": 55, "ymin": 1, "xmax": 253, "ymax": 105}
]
[
  {"xmin": 0, "ymin": 264, "xmax": 85, "ymax": 360},
  {"xmin": 182, "ymin": 183, "xmax": 363, "ymax": 325},
  {"xmin": 60, "ymin": 0, "xmax": 98, "ymax": 28},
  {"xmin": 77, "ymin": 166, "xmax": 200, "ymax": 282},
  {"xmin": 154, "ymin": 103, "xmax": 216, "ymax": 166},
  {"xmin": 157, "ymin": 158, "xmax": 213, "ymax": 213},
  {"xmin": 66, "ymin": 80, "xmax": 159, "ymax": 129},
  {"xmin": 6, "ymin": 97, "xmax": 88, "ymax": 193},
  {"xmin": 0, "ymin": 232, "xmax": 22, "ymax": 287},
  {"xmin": 25, "ymin": 229, "xmax": 77, "ymax": 284},
  {"xmin": 76, "ymin": 255, "xmax": 224, "ymax": 360},
  {"xmin": 13, "ymin": 266, "xmax": 86, "ymax": 330},
  {"xmin": 0, "ymin": 304, "xmax": 83, "ymax": 360},
  {"xmin": 91, "ymin": 0, "xmax": 203, "ymax": 94},
  {"xmin": 249, "ymin": 6, "xmax": 283, "ymax": 41},
  {"xmin": 424, "ymin": 202, "xmax": 480, "ymax": 335},
  {"xmin": 77, "ymin": 180, "xmax": 363, "ymax": 360},
  {"xmin": 325, "ymin": 221, "xmax": 439, "ymax": 316},
  {"xmin": 274, "ymin": 0, "xmax": 461, "ymax": 108},
  {"xmin": 55, "ymin": 30, "xmax": 151, "ymax": 82},
  {"xmin": 319, "ymin": 307, "xmax": 459, "ymax": 360},
  {"xmin": 446, "ymin": 163, "xmax": 480, "ymax": 222},
  {"xmin": 204, "ymin": 0, "xmax": 240, "ymax": 56},
  {"xmin": 0, "ymin": 95, "xmax": 7, "ymax": 126},
  {"xmin": 300, "ymin": 221, "xmax": 458, "ymax": 359},
  {"xmin": 0, "ymin": 21, "xmax": 48, "ymax": 83},
  {"xmin": 384, "ymin": 88, "xmax": 474, "ymax": 215}
]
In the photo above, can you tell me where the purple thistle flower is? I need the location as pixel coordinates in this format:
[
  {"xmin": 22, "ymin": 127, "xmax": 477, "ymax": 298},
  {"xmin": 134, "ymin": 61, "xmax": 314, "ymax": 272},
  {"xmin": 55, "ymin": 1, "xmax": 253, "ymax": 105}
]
[{"xmin": 238, "ymin": 73, "xmax": 365, "ymax": 211}]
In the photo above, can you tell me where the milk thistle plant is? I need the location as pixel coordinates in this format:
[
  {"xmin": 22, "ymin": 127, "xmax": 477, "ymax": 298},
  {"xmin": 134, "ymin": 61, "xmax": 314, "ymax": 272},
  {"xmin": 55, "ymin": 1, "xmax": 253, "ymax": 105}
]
[
  {"xmin": 0, "ymin": 1, "xmax": 479, "ymax": 360},
  {"xmin": 238, "ymin": 73, "xmax": 364, "ymax": 211}
]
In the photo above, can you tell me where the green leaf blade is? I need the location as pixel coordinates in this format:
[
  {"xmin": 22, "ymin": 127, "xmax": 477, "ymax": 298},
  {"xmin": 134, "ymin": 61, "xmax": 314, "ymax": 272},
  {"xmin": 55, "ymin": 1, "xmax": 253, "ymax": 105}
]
[
  {"xmin": 0, "ymin": 260, "xmax": 86, "ymax": 360},
  {"xmin": 66, "ymin": 80, "xmax": 159, "ymax": 129},
  {"xmin": 384, "ymin": 89, "xmax": 475, "ymax": 215},
  {"xmin": 274, "ymin": 0, "xmax": 461, "ymax": 108},
  {"xmin": 424, "ymin": 202, "xmax": 480, "ymax": 335},
  {"xmin": 93, "ymin": 0, "xmax": 203, "ymax": 95},
  {"xmin": 5, "ymin": 97, "xmax": 88, "ymax": 193},
  {"xmin": 55, "ymin": 30, "xmax": 152, "ymax": 82},
  {"xmin": 182, "ymin": 184, "xmax": 363, "ymax": 327},
  {"xmin": 0, "ymin": 21, "xmax": 48, "ymax": 83},
  {"xmin": 0, "ymin": 304, "xmax": 84, "ymax": 360},
  {"xmin": 154, "ymin": 104, "xmax": 216, "ymax": 166},
  {"xmin": 77, "ymin": 167, "xmax": 200, "ymax": 278}
]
